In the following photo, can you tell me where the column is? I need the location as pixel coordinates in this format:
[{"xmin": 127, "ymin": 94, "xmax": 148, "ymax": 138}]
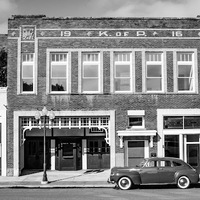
[
  {"xmin": 50, "ymin": 139, "xmax": 56, "ymax": 170},
  {"xmin": 82, "ymin": 139, "xmax": 87, "ymax": 170}
]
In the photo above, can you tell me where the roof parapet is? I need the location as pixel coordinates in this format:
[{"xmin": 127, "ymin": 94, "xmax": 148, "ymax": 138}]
[{"xmin": 10, "ymin": 15, "xmax": 46, "ymax": 20}]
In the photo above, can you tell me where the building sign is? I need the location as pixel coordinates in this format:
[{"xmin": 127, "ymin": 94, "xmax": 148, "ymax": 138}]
[
  {"xmin": 59, "ymin": 30, "xmax": 187, "ymax": 38},
  {"xmin": 9, "ymin": 29, "xmax": 200, "ymax": 39},
  {"xmin": 39, "ymin": 29, "xmax": 200, "ymax": 38},
  {"xmin": 22, "ymin": 27, "xmax": 35, "ymax": 41}
]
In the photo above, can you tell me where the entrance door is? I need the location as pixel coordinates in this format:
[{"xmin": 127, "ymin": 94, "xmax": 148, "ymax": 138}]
[
  {"xmin": 128, "ymin": 141, "xmax": 145, "ymax": 167},
  {"xmin": 87, "ymin": 138, "xmax": 110, "ymax": 169},
  {"xmin": 56, "ymin": 139, "xmax": 82, "ymax": 170},
  {"xmin": 25, "ymin": 138, "xmax": 50, "ymax": 169},
  {"xmin": 185, "ymin": 134, "xmax": 200, "ymax": 173},
  {"xmin": 187, "ymin": 144, "xmax": 200, "ymax": 172}
]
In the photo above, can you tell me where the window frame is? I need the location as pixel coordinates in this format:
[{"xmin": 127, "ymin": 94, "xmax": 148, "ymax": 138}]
[
  {"xmin": 128, "ymin": 116, "xmax": 145, "ymax": 129},
  {"xmin": 145, "ymin": 52, "xmax": 164, "ymax": 93},
  {"xmin": 81, "ymin": 52, "xmax": 101, "ymax": 93},
  {"xmin": 113, "ymin": 52, "xmax": 132, "ymax": 93},
  {"xmin": 50, "ymin": 53, "xmax": 68, "ymax": 93},
  {"xmin": 21, "ymin": 53, "xmax": 35, "ymax": 93},
  {"xmin": 176, "ymin": 52, "xmax": 195, "ymax": 93},
  {"xmin": 47, "ymin": 50, "xmax": 71, "ymax": 94}
]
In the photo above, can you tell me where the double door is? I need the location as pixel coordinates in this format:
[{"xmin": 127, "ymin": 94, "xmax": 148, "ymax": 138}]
[
  {"xmin": 55, "ymin": 139, "xmax": 82, "ymax": 170},
  {"xmin": 25, "ymin": 138, "xmax": 50, "ymax": 169},
  {"xmin": 87, "ymin": 138, "xmax": 110, "ymax": 169}
]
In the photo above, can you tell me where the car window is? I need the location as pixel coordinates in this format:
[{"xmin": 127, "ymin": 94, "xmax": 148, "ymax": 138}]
[
  {"xmin": 160, "ymin": 160, "xmax": 172, "ymax": 167},
  {"xmin": 173, "ymin": 161, "xmax": 182, "ymax": 166},
  {"xmin": 138, "ymin": 159, "xmax": 147, "ymax": 167},
  {"xmin": 145, "ymin": 160, "xmax": 158, "ymax": 167}
]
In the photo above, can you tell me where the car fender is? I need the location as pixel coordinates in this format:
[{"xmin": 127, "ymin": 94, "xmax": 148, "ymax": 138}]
[
  {"xmin": 175, "ymin": 169, "xmax": 199, "ymax": 184},
  {"xmin": 117, "ymin": 170, "xmax": 141, "ymax": 185},
  {"xmin": 174, "ymin": 170, "xmax": 190, "ymax": 183}
]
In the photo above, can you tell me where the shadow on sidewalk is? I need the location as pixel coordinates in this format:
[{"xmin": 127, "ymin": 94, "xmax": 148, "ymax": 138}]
[{"xmin": 21, "ymin": 169, "xmax": 43, "ymax": 176}]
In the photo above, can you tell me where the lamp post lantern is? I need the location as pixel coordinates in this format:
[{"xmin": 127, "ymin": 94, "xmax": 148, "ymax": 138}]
[{"xmin": 35, "ymin": 106, "xmax": 55, "ymax": 184}]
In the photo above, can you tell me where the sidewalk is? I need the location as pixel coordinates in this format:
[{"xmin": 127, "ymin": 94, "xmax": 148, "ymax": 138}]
[{"xmin": 0, "ymin": 169, "xmax": 114, "ymax": 188}]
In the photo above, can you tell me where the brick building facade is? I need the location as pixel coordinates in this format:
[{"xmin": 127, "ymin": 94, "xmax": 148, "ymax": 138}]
[
  {"xmin": 0, "ymin": 34, "xmax": 7, "ymax": 176},
  {"xmin": 5, "ymin": 15, "xmax": 200, "ymax": 176}
]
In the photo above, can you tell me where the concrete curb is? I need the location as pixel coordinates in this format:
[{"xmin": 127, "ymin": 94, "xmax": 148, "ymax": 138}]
[{"xmin": 0, "ymin": 184, "xmax": 114, "ymax": 189}]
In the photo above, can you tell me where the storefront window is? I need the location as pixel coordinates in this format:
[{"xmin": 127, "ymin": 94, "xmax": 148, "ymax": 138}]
[
  {"xmin": 184, "ymin": 116, "xmax": 200, "ymax": 129},
  {"xmin": 164, "ymin": 116, "xmax": 200, "ymax": 129},
  {"xmin": 165, "ymin": 135, "xmax": 179, "ymax": 158},
  {"xmin": 164, "ymin": 116, "xmax": 183, "ymax": 129},
  {"xmin": 187, "ymin": 134, "xmax": 199, "ymax": 142}
]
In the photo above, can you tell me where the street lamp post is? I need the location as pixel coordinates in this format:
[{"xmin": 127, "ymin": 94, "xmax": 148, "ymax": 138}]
[{"xmin": 35, "ymin": 106, "xmax": 55, "ymax": 184}]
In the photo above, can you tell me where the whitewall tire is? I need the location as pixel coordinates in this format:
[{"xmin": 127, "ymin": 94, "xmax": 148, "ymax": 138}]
[
  {"xmin": 177, "ymin": 176, "xmax": 190, "ymax": 189},
  {"xmin": 118, "ymin": 177, "xmax": 132, "ymax": 190}
]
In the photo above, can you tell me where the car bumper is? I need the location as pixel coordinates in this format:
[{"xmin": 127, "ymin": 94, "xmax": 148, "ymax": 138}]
[{"xmin": 107, "ymin": 177, "xmax": 116, "ymax": 184}]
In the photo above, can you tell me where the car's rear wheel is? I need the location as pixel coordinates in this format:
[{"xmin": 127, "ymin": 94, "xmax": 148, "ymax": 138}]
[
  {"xmin": 177, "ymin": 176, "xmax": 190, "ymax": 189},
  {"xmin": 118, "ymin": 177, "xmax": 132, "ymax": 190}
]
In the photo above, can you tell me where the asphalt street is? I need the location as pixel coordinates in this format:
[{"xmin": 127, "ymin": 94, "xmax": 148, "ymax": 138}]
[{"xmin": 0, "ymin": 186, "xmax": 200, "ymax": 200}]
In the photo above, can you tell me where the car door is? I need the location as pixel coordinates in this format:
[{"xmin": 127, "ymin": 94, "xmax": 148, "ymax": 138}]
[
  {"xmin": 139, "ymin": 160, "xmax": 160, "ymax": 184},
  {"xmin": 158, "ymin": 160, "xmax": 176, "ymax": 183}
]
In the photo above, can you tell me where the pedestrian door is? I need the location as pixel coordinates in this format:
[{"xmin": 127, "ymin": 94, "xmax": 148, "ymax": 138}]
[
  {"xmin": 128, "ymin": 141, "xmax": 145, "ymax": 167},
  {"xmin": 25, "ymin": 138, "xmax": 50, "ymax": 169},
  {"xmin": 87, "ymin": 138, "xmax": 110, "ymax": 169},
  {"xmin": 55, "ymin": 139, "xmax": 82, "ymax": 170}
]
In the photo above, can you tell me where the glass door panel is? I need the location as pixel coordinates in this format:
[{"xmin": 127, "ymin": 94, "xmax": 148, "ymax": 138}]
[
  {"xmin": 164, "ymin": 135, "xmax": 179, "ymax": 157},
  {"xmin": 187, "ymin": 144, "xmax": 199, "ymax": 167}
]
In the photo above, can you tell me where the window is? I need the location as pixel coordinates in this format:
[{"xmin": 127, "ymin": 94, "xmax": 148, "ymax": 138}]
[
  {"xmin": 114, "ymin": 52, "xmax": 132, "ymax": 92},
  {"xmin": 145, "ymin": 160, "xmax": 158, "ymax": 167},
  {"xmin": 173, "ymin": 161, "xmax": 182, "ymax": 167},
  {"xmin": 50, "ymin": 53, "xmax": 68, "ymax": 92},
  {"xmin": 82, "ymin": 53, "xmax": 100, "ymax": 93},
  {"xmin": 177, "ymin": 52, "xmax": 194, "ymax": 92},
  {"xmin": 21, "ymin": 53, "xmax": 34, "ymax": 92},
  {"xmin": 127, "ymin": 110, "xmax": 145, "ymax": 129},
  {"xmin": 164, "ymin": 116, "xmax": 200, "ymax": 129},
  {"xmin": 164, "ymin": 135, "xmax": 179, "ymax": 158},
  {"xmin": 128, "ymin": 116, "xmax": 144, "ymax": 128},
  {"xmin": 160, "ymin": 160, "xmax": 172, "ymax": 167},
  {"xmin": 145, "ymin": 52, "xmax": 163, "ymax": 92}
]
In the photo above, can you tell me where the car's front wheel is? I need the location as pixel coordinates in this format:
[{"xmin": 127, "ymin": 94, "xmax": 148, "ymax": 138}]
[
  {"xmin": 177, "ymin": 176, "xmax": 190, "ymax": 189},
  {"xmin": 118, "ymin": 177, "xmax": 132, "ymax": 190}
]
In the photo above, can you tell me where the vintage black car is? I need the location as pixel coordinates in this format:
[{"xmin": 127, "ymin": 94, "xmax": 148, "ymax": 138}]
[{"xmin": 108, "ymin": 157, "xmax": 199, "ymax": 190}]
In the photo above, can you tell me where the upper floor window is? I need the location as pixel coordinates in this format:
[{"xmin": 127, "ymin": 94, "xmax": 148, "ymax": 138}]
[
  {"xmin": 50, "ymin": 53, "xmax": 68, "ymax": 92},
  {"xmin": 114, "ymin": 52, "xmax": 132, "ymax": 92},
  {"xmin": 21, "ymin": 53, "xmax": 34, "ymax": 93},
  {"xmin": 145, "ymin": 52, "xmax": 163, "ymax": 92},
  {"xmin": 177, "ymin": 52, "xmax": 194, "ymax": 92},
  {"xmin": 128, "ymin": 116, "xmax": 144, "ymax": 128},
  {"xmin": 127, "ymin": 110, "xmax": 145, "ymax": 129},
  {"xmin": 82, "ymin": 53, "xmax": 100, "ymax": 93}
]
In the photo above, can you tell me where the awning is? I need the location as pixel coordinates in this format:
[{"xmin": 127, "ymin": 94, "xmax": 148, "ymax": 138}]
[
  {"xmin": 117, "ymin": 129, "xmax": 157, "ymax": 148},
  {"xmin": 117, "ymin": 129, "xmax": 156, "ymax": 137}
]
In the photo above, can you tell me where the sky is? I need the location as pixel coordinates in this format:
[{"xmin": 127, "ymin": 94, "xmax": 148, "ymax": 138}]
[{"xmin": 1, "ymin": 0, "xmax": 200, "ymax": 34}]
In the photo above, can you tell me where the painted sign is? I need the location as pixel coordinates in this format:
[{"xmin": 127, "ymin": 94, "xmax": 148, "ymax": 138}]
[
  {"xmin": 38, "ymin": 29, "xmax": 200, "ymax": 38},
  {"xmin": 8, "ymin": 29, "xmax": 200, "ymax": 39}
]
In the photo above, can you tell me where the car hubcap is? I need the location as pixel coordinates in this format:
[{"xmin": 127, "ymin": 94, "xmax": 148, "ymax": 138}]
[
  {"xmin": 121, "ymin": 179, "xmax": 129, "ymax": 187},
  {"xmin": 179, "ymin": 178, "xmax": 187, "ymax": 187}
]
